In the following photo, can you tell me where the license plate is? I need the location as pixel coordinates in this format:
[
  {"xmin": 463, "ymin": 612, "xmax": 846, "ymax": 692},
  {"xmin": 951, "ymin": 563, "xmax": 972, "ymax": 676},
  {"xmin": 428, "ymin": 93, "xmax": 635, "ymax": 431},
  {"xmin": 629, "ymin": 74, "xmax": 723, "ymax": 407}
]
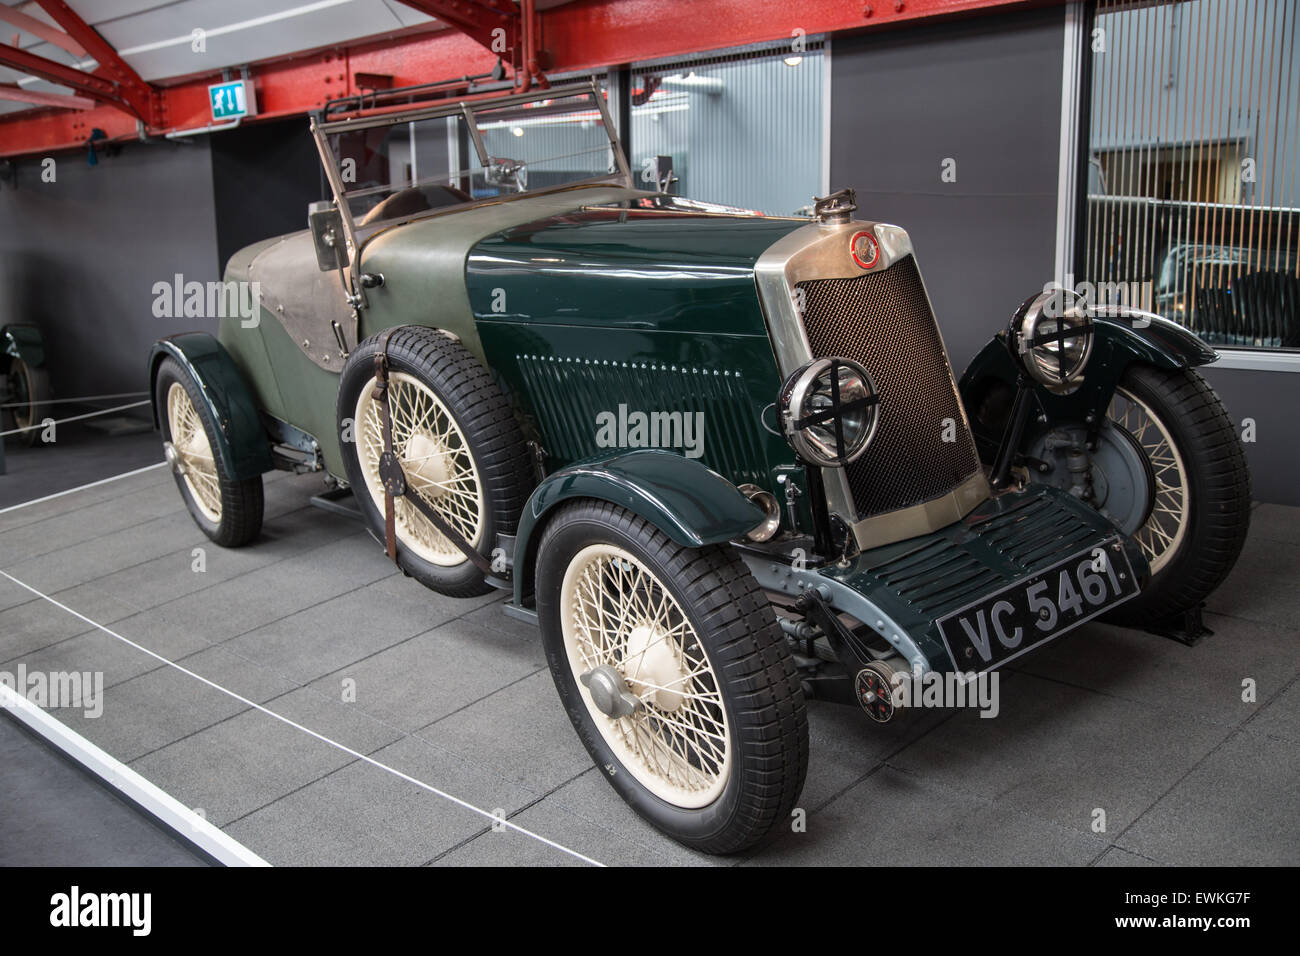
[{"xmin": 936, "ymin": 538, "xmax": 1138, "ymax": 673}]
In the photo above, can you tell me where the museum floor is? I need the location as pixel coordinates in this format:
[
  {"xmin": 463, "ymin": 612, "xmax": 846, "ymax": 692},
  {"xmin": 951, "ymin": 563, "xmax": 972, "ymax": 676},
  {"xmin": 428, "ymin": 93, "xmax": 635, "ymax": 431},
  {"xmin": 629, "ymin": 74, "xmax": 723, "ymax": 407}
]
[{"xmin": 1, "ymin": 450, "xmax": 1296, "ymax": 866}]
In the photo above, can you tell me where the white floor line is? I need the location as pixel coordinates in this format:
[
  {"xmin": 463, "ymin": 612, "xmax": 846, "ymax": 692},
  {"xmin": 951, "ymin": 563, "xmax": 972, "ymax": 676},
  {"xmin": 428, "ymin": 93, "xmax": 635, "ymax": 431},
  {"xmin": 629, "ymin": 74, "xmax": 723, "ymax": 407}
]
[
  {"xmin": 0, "ymin": 390, "xmax": 149, "ymax": 411},
  {"xmin": 0, "ymin": 399, "xmax": 152, "ymax": 438},
  {"xmin": 0, "ymin": 683, "xmax": 270, "ymax": 867},
  {"xmin": 0, "ymin": 569, "xmax": 606, "ymax": 867},
  {"xmin": 0, "ymin": 461, "xmax": 167, "ymax": 516}
]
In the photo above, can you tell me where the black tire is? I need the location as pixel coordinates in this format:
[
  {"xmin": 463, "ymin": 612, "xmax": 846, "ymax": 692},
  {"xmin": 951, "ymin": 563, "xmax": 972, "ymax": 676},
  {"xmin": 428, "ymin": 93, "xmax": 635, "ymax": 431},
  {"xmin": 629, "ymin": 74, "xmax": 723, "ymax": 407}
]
[
  {"xmin": 155, "ymin": 357, "xmax": 264, "ymax": 547},
  {"xmin": 337, "ymin": 326, "xmax": 532, "ymax": 598},
  {"xmin": 11, "ymin": 358, "xmax": 51, "ymax": 447},
  {"xmin": 1105, "ymin": 364, "xmax": 1250, "ymax": 625},
  {"xmin": 536, "ymin": 500, "xmax": 809, "ymax": 854}
]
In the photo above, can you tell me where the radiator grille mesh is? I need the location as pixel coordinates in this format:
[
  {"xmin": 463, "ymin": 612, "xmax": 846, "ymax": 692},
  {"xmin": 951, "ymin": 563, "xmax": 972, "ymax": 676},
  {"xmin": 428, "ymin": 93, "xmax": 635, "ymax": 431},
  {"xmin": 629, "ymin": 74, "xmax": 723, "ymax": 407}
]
[{"xmin": 796, "ymin": 256, "xmax": 981, "ymax": 520}]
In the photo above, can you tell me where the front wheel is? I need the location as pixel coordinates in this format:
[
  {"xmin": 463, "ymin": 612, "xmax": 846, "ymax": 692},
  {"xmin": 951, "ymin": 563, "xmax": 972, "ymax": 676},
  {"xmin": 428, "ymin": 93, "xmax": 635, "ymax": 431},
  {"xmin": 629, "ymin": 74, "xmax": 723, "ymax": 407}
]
[
  {"xmin": 1105, "ymin": 364, "xmax": 1250, "ymax": 624},
  {"xmin": 536, "ymin": 500, "xmax": 808, "ymax": 854}
]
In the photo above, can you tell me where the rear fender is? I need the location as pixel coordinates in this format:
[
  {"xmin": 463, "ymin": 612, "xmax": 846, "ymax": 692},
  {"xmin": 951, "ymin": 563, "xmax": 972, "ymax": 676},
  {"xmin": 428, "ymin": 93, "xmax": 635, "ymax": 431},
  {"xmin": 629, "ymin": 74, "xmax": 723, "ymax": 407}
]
[{"xmin": 148, "ymin": 333, "xmax": 273, "ymax": 481}]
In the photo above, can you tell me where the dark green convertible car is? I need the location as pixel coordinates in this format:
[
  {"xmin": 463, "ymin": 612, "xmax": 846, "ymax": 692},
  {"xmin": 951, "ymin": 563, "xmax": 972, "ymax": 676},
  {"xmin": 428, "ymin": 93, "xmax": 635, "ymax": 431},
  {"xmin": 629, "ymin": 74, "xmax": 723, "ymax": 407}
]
[{"xmin": 150, "ymin": 83, "xmax": 1250, "ymax": 853}]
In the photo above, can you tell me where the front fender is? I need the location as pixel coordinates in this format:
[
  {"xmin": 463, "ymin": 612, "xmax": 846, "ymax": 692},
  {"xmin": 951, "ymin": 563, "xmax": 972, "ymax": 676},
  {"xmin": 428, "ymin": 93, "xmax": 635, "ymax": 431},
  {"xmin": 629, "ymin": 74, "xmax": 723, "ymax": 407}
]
[
  {"xmin": 959, "ymin": 312, "xmax": 1218, "ymax": 454},
  {"xmin": 512, "ymin": 449, "xmax": 764, "ymax": 605},
  {"xmin": 2, "ymin": 324, "xmax": 46, "ymax": 367},
  {"xmin": 148, "ymin": 333, "xmax": 272, "ymax": 481}
]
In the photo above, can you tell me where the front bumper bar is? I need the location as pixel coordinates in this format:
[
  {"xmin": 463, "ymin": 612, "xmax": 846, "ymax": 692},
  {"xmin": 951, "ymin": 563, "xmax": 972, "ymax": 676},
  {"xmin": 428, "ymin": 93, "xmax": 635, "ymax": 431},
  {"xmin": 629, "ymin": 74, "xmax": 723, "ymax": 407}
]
[{"xmin": 745, "ymin": 484, "xmax": 1150, "ymax": 676}]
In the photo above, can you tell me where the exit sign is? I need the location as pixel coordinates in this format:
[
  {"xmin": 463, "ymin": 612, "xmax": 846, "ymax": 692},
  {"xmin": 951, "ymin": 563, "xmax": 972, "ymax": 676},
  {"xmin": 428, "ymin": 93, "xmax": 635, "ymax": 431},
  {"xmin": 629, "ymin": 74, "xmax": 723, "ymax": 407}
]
[{"xmin": 208, "ymin": 79, "xmax": 257, "ymax": 121}]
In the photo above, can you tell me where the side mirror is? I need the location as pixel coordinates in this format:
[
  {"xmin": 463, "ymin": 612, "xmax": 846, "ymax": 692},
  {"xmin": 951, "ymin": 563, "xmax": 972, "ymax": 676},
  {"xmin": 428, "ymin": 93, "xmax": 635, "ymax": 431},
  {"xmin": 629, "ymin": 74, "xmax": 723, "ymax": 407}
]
[{"xmin": 308, "ymin": 200, "xmax": 348, "ymax": 272}]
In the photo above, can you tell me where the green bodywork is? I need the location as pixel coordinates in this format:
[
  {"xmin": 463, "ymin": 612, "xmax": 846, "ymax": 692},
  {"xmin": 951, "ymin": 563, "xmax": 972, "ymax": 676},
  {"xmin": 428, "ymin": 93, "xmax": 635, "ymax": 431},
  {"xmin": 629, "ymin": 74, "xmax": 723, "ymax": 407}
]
[
  {"xmin": 958, "ymin": 313, "xmax": 1219, "ymax": 459},
  {"xmin": 511, "ymin": 449, "xmax": 765, "ymax": 606},
  {"xmin": 150, "ymin": 171, "xmax": 1211, "ymax": 677},
  {"xmin": 192, "ymin": 183, "xmax": 811, "ymax": 538}
]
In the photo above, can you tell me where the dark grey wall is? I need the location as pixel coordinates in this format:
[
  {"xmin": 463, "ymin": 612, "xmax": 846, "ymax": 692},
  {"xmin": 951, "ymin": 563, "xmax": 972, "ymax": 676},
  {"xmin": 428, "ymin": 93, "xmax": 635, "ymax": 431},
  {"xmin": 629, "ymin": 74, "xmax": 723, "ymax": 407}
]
[
  {"xmin": 830, "ymin": 5, "xmax": 1067, "ymax": 368},
  {"xmin": 829, "ymin": 5, "xmax": 1297, "ymax": 506},
  {"xmin": 0, "ymin": 141, "xmax": 220, "ymax": 398},
  {"xmin": 211, "ymin": 117, "xmax": 323, "ymax": 274},
  {"xmin": 1200, "ymin": 366, "xmax": 1297, "ymax": 505}
]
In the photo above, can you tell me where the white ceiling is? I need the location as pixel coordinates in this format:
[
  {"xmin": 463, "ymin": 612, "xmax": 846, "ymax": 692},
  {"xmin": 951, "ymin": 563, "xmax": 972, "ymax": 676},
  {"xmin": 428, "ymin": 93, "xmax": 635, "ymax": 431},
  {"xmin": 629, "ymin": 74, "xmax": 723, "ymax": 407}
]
[{"xmin": 0, "ymin": 0, "xmax": 446, "ymax": 117}]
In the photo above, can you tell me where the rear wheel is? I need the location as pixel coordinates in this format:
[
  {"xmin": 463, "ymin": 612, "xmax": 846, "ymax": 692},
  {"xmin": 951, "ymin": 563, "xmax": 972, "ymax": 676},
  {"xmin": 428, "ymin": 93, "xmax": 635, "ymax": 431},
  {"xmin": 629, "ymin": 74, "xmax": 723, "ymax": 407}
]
[
  {"xmin": 1104, "ymin": 365, "xmax": 1250, "ymax": 624},
  {"xmin": 536, "ymin": 500, "xmax": 808, "ymax": 854},
  {"xmin": 156, "ymin": 358, "xmax": 263, "ymax": 547}
]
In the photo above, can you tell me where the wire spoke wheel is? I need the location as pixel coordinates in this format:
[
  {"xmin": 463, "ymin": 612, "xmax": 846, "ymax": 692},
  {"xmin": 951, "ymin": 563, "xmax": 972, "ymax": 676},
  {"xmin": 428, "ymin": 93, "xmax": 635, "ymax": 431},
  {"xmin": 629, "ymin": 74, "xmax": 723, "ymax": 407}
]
[
  {"xmin": 354, "ymin": 370, "xmax": 485, "ymax": 567},
  {"xmin": 166, "ymin": 381, "xmax": 222, "ymax": 522},
  {"xmin": 1107, "ymin": 385, "xmax": 1188, "ymax": 574},
  {"xmin": 560, "ymin": 543, "xmax": 731, "ymax": 808}
]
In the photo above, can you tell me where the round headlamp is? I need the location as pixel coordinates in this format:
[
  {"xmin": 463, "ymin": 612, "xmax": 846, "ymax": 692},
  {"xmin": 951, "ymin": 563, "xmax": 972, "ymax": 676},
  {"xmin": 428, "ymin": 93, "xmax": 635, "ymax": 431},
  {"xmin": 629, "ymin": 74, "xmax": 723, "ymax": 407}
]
[
  {"xmin": 778, "ymin": 357, "xmax": 880, "ymax": 467},
  {"xmin": 1010, "ymin": 289, "xmax": 1094, "ymax": 395}
]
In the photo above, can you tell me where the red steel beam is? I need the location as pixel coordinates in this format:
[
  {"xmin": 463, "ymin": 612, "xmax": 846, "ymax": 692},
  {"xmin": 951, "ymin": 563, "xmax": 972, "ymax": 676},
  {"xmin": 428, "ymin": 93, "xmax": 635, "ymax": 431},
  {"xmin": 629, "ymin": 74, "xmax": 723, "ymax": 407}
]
[
  {"xmin": 0, "ymin": 0, "xmax": 1038, "ymax": 157},
  {"xmin": 0, "ymin": 40, "xmax": 115, "ymax": 95},
  {"xmin": 0, "ymin": 4, "xmax": 87, "ymax": 57},
  {"xmin": 544, "ymin": 0, "xmax": 1040, "ymax": 72},
  {"xmin": 0, "ymin": 82, "xmax": 95, "ymax": 109},
  {"xmin": 33, "ymin": 0, "xmax": 162, "ymax": 125}
]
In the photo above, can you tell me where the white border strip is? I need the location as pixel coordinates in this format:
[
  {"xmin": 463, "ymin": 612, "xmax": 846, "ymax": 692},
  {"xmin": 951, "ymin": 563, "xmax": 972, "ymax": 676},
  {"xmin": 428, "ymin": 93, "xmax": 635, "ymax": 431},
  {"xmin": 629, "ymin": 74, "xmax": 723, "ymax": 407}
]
[
  {"xmin": 0, "ymin": 462, "xmax": 167, "ymax": 516},
  {"xmin": 0, "ymin": 569, "xmax": 605, "ymax": 867},
  {"xmin": 0, "ymin": 683, "xmax": 270, "ymax": 867},
  {"xmin": 1054, "ymin": 1, "xmax": 1085, "ymax": 287},
  {"xmin": 1211, "ymin": 350, "xmax": 1300, "ymax": 373}
]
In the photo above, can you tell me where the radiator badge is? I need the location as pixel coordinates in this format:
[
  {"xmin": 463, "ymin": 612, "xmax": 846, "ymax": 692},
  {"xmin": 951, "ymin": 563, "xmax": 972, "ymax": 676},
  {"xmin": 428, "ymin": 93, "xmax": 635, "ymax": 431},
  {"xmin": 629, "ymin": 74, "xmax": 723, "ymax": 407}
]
[{"xmin": 850, "ymin": 230, "xmax": 879, "ymax": 270}]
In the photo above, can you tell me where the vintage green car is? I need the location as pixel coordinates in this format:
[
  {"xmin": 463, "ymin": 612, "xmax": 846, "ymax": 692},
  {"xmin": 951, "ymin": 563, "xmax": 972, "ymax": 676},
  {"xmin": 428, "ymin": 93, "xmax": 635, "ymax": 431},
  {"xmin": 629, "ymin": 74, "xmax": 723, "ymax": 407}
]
[{"xmin": 150, "ymin": 83, "xmax": 1250, "ymax": 853}]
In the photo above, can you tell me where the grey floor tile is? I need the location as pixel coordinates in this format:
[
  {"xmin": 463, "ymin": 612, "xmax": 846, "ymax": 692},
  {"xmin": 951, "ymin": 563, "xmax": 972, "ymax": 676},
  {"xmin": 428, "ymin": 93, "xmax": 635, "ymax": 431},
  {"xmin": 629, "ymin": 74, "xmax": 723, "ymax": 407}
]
[
  {"xmin": 304, "ymin": 613, "xmax": 545, "ymax": 734},
  {"xmin": 164, "ymin": 644, "xmax": 300, "ymax": 704},
  {"xmin": 130, "ymin": 706, "xmax": 370, "ymax": 827},
  {"xmin": 223, "ymin": 732, "xmax": 538, "ymax": 866},
  {"xmin": 414, "ymin": 669, "xmax": 589, "ymax": 793},
  {"xmin": 1117, "ymin": 730, "xmax": 1300, "ymax": 866},
  {"xmin": 221, "ymin": 572, "xmax": 498, "ymax": 685},
  {"xmin": 1093, "ymin": 845, "xmax": 1165, "ymax": 867},
  {"xmin": 1251, "ymin": 503, "xmax": 1300, "ymax": 545},
  {"xmin": 1018, "ymin": 615, "xmax": 1299, "ymax": 729},
  {"xmin": 750, "ymin": 764, "xmax": 1108, "ymax": 866},
  {"xmin": 1205, "ymin": 534, "xmax": 1300, "ymax": 629},
  {"xmin": 0, "ymin": 466, "xmax": 172, "ymax": 533},
  {"xmin": 0, "ymin": 597, "xmax": 97, "ymax": 661},
  {"xmin": 431, "ymin": 781, "xmax": 688, "ymax": 867},
  {"xmin": 0, "ymin": 628, "xmax": 158, "ymax": 695},
  {"xmin": 523, "ymin": 767, "xmax": 730, "ymax": 866},
  {"xmin": 57, "ymin": 665, "xmax": 251, "ymax": 764},
  {"xmin": 887, "ymin": 670, "xmax": 1236, "ymax": 837},
  {"xmin": 1245, "ymin": 676, "xmax": 1300, "ymax": 743}
]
